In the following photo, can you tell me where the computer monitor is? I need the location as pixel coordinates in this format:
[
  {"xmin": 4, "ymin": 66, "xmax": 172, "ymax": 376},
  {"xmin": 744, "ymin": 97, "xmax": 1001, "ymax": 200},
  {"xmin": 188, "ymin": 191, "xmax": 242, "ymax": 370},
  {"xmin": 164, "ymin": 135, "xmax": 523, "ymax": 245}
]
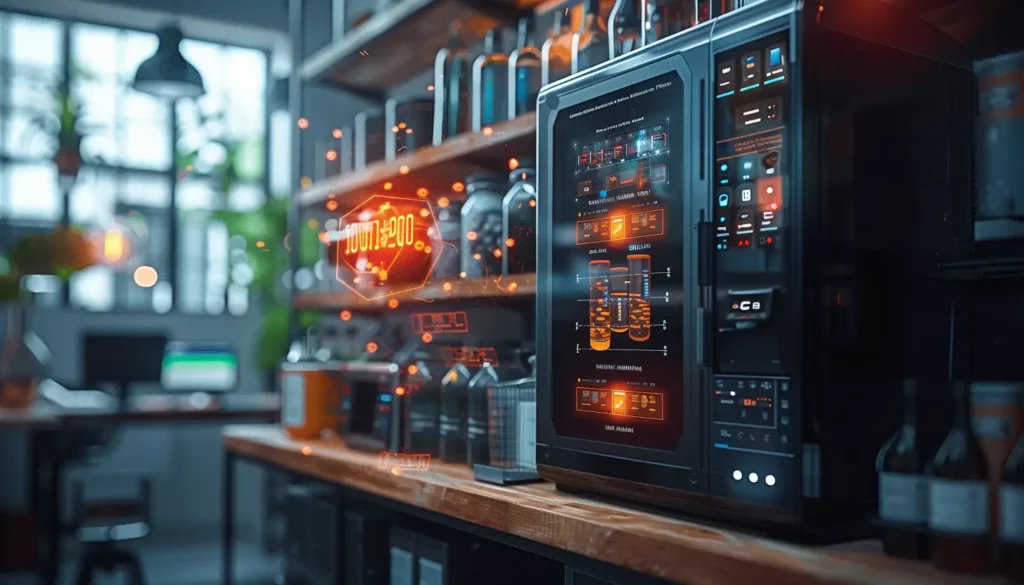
[
  {"xmin": 83, "ymin": 332, "xmax": 169, "ymax": 404},
  {"xmin": 160, "ymin": 342, "xmax": 238, "ymax": 392}
]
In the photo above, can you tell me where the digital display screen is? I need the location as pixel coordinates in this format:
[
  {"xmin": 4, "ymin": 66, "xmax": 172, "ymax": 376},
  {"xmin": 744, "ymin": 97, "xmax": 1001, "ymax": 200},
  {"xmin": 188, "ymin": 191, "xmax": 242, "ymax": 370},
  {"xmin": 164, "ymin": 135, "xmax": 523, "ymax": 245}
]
[
  {"xmin": 160, "ymin": 342, "xmax": 237, "ymax": 391},
  {"xmin": 551, "ymin": 74, "xmax": 684, "ymax": 449}
]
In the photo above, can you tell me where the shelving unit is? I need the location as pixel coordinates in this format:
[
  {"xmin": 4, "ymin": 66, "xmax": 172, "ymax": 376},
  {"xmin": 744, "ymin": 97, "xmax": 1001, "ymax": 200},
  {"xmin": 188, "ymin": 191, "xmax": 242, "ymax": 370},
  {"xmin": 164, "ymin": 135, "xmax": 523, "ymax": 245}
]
[
  {"xmin": 299, "ymin": 0, "xmax": 548, "ymax": 97},
  {"xmin": 297, "ymin": 114, "xmax": 536, "ymax": 208},
  {"xmin": 294, "ymin": 272, "xmax": 536, "ymax": 310}
]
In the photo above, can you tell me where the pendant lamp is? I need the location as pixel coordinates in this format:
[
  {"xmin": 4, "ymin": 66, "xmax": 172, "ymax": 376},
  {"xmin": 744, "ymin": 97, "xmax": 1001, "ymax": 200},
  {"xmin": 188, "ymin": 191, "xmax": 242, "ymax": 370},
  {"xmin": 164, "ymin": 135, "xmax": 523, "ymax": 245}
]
[{"xmin": 132, "ymin": 25, "xmax": 206, "ymax": 100}]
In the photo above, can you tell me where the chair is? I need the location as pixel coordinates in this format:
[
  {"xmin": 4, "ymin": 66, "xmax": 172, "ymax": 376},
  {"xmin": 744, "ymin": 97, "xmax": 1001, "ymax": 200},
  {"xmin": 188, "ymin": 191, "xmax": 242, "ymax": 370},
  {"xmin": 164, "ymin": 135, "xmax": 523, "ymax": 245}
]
[{"xmin": 70, "ymin": 479, "xmax": 151, "ymax": 585}]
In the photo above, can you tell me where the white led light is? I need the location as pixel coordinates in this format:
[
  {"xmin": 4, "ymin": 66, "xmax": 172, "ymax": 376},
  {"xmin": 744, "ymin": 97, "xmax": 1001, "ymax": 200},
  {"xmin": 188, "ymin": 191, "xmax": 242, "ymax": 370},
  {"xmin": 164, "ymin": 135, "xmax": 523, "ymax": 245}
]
[
  {"xmin": 732, "ymin": 470, "xmax": 743, "ymax": 481},
  {"xmin": 748, "ymin": 472, "xmax": 759, "ymax": 484},
  {"xmin": 766, "ymin": 475, "xmax": 776, "ymax": 487}
]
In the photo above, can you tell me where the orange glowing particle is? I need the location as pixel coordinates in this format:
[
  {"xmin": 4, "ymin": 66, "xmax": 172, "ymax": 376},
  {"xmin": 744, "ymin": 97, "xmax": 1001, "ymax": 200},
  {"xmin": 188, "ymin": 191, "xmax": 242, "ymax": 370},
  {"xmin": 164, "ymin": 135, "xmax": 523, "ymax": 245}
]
[
  {"xmin": 133, "ymin": 265, "xmax": 158, "ymax": 288},
  {"xmin": 437, "ymin": 197, "xmax": 450, "ymax": 208},
  {"xmin": 493, "ymin": 248, "xmax": 503, "ymax": 258},
  {"xmin": 307, "ymin": 218, "xmax": 318, "ymax": 229},
  {"xmin": 332, "ymin": 128, "xmax": 343, "ymax": 139},
  {"xmin": 414, "ymin": 240, "xmax": 425, "ymax": 251},
  {"xmin": 388, "ymin": 298, "xmax": 400, "ymax": 309},
  {"xmin": 394, "ymin": 386, "xmax": 406, "ymax": 396},
  {"xmin": 459, "ymin": 271, "xmax": 467, "ymax": 278},
  {"xmin": 416, "ymin": 187, "xmax": 429, "ymax": 198},
  {"xmin": 297, "ymin": 118, "xmax": 309, "ymax": 129},
  {"xmin": 399, "ymin": 122, "xmax": 407, "ymax": 129},
  {"xmin": 423, "ymin": 246, "xmax": 431, "ymax": 254},
  {"xmin": 427, "ymin": 84, "xmax": 435, "ymax": 91},
  {"xmin": 528, "ymin": 198, "xmax": 536, "ymax": 208},
  {"xmin": 102, "ymin": 229, "xmax": 128, "ymax": 263},
  {"xmin": 325, "ymin": 149, "xmax": 338, "ymax": 161},
  {"xmin": 505, "ymin": 237, "xmax": 515, "ymax": 248},
  {"xmin": 508, "ymin": 281, "xmax": 518, "ymax": 292},
  {"xmin": 466, "ymin": 230, "xmax": 478, "ymax": 241},
  {"xmin": 340, "ymin": 310, "xmax": 352, "ymax": 321},
  {"xmin": 508, "ymin": 157, "xmax": 519, "ymax": 170},
  {"xmin": 392, "ymin": 467, "xmax": 403, "ymax": 476},
  {"xmin": 371, "ymin": 266, "xmax": 381, "ymax": 274},
  {"xmin": 407, "ymin": 364, "xmax": 418, "ymax": 375},
  {"xmin": 378, "ymin": 269, "xmax": 388, "ymax": 281},
  {"xmin": 482, "ymin": 127, "xmax": 494, "ymax": 136},
  {"xmin": 301, "ymin": 446, "xmax": 313, "ymax": 455},
  {"xmin": 256, "ymin": 240, "xmax": 266, "ymax": 248},
  {"xmin": 392, "ymin": 125, "xmax": 400, "ymax": 133},
  {"xmin": 442, "ymin": 282, "xmax": 452, "ymax": 291},
  {"xmin": 421, "ymin": 333, "xmax": 433, "ymax": 343},
  {"xmin": 326, "ymin": 200, "xmax": 339, "ymax": 211},
  {"xmin": 399, "ymin": 165, "xmax": 410, "ymax": 175},
  {"xmin": 384, "ymin": 182, "xmax": 393, "ymax": 190},
  {"xmin": 406, "ymin": 128, "xmax": 413, "ymax": 134},
  {"xmin": 366, "ymin": 342, "xmax": 379, "ymax": 354},
  {"xmin": 419, "ymin": 208, "xmax": 430, "ymax": 217},
  {"xmin": 452, "ymin": 181, "xmax": 465, "ymax": 193},
  {"xmin": 473, "ymin": 253, "xmax": 482, "ymax": 260}
]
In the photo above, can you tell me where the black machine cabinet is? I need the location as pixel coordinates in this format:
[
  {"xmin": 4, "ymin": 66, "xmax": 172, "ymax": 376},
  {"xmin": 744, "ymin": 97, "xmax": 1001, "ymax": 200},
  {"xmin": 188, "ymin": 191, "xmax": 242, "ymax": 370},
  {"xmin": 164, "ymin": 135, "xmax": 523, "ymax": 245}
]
[{"xmin": 535, "ymin": 0, "xmax": 974, "ymax": 537}]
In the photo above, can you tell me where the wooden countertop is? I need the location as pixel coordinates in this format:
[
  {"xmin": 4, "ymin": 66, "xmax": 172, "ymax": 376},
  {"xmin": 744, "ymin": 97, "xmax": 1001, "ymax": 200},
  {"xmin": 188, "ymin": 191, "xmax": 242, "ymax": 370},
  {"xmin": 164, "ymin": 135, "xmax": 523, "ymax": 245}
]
[{"xmin": 223, "ymin": 425, "xmax": 1010, "ymax": 585}]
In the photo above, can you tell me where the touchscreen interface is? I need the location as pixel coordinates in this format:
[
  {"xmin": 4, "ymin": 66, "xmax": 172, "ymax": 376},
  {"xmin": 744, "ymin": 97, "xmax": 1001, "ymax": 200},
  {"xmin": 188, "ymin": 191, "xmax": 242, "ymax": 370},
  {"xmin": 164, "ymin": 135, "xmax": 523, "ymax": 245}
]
[{"xmin": 550, "ymin": 73, "xmax": 685, "ymax": 449}]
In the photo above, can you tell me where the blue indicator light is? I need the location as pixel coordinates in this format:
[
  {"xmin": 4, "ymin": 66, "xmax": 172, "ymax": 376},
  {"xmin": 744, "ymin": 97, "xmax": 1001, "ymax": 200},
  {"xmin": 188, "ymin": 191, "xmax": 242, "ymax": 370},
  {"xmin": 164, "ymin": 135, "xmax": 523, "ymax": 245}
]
[
  {"xmin": 720, "ymin": 216, "xmax": 726, "ymax": 223},
  {"xmin": 716, "ymin": 90, "xmax": 735, "ymax": 99},
  {"xmin": 718, "ymin": 193, "xmax": 729, "ymax": 207},
  {"xmin": 769, "ymin": 47, "xmax": 782, "ymax": 67},
  {"xmin": 740, "ymin": 83, "xmax": 761, "ymax": 92},
  {"xmin": 380, "ymin": 394, "xmax": 393, "ymax": 403},
  {"xmin": 600, "ymin": 190, "xmax": 608, "ymax": 198},
  {"xmin": 745, "ymin": 55, "xmax": 754, "ymax": 64},
  {"xmin": 720, "ymin": 179, "xmax": 729, "ymax": 185},
  {"xmin": 715, "ymin": 443, "xmax": 729, "ymax": 449},
  {"xmin": 719, "ymin": 163, "xmax": 728, "ymax": 172},
  {"xmin": 764, "ymin": 76, "xmax": 785, "ymax": 86}
]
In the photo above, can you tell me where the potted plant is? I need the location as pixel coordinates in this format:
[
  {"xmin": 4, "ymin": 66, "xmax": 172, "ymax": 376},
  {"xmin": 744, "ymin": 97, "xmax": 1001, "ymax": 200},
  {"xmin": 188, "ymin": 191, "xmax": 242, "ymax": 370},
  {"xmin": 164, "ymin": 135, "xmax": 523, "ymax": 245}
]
[{"xmin": 0, "ymin": 227, "xmax": 96, "ymax": 409}]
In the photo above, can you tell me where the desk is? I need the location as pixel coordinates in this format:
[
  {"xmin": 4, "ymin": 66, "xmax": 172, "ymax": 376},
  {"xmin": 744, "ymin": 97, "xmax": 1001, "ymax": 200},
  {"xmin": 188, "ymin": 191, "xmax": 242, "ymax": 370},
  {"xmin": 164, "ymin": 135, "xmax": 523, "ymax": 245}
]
[
  {"xmin": 223, "ymin": 425, "xmax": 1012, "ymax": 585},
  {"xmin": 0, "ymin": 393, "xmax": 279, "ymax": 585}
]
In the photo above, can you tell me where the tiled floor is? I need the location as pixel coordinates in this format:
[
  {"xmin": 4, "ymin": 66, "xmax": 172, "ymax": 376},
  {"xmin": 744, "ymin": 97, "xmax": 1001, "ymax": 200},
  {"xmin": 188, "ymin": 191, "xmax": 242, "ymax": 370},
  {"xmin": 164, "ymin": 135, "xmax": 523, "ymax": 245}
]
[{"xmin": 4, "ymin": 539, "xmax": 282, "ymax": 585}]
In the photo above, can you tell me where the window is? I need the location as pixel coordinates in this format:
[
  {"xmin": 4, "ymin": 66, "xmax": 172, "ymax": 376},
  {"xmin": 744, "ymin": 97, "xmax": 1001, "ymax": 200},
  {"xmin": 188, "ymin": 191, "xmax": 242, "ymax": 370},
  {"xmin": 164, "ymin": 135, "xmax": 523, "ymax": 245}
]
[{"xmin": 0, "ymin": 11, "xmax": 268, "ymax": 314}]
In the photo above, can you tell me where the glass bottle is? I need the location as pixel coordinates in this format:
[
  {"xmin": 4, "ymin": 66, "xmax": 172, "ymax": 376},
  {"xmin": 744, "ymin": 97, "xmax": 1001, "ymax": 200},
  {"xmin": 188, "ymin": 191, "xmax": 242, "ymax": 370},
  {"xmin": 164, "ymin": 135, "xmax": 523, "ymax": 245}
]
[
  {"xmin": 571, "ymin": 0, "xmax": 609, "ymax": 75},
  {"xmin": 439, "ymin": 363, "xmax": 473, "ymax": 464},
  {"xmin": 467, "ymin": 362, "xmax": 500, "ymax": 467},
  {"xmin": 609, "ymin": 0, "xmax": 642, "ymax": 58},
  {"xmin": 876, "ymin": 380, "xmax": 930, "ymax": 559},
  {"xmin": 432, "ymin": 20, "xmax": 472, "ymax": 146},
  {"xmin": 471, "ymin": 28, "xmax": 509, "ymax": 133},
  {"xmin": 1003, "ymin": 432, "xmax": 1024, "ymax": 581},
  {"xmin": 507, "ymin": 17, "xmax": 542, "ymax": 120},
  {"xmin": 930, "ymin": 380, "xmax": 994, "ymax": 574},
  {"xmin": 501, "ymin": 161, "xmax": 537, "ymax": 275},
  {"xmin": 541, "ymin": 5, "xmax": 573, "ymax": 86}
]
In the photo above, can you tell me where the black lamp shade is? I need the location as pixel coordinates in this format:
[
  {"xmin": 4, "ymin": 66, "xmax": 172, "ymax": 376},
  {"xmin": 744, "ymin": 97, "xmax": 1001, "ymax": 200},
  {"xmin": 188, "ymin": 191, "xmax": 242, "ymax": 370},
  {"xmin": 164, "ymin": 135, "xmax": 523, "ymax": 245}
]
[{"xmin": 132, "ymin": 26, "xmax": 206, "ymax": 100}]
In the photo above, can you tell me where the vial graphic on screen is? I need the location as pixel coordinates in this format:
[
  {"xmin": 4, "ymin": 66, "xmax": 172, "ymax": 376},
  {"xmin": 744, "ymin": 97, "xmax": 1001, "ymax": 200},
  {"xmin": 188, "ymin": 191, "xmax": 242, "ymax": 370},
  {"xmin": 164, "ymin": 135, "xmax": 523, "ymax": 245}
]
[
  {"xmin": 627, "ymin": 254, "xmax": 651, "ymax": 342},
  {"xmin": 609, "ymin": 266, "xmax": 629, "ymax": 333},
  {"xmin": 589, "ymin": 260, "xmax": 611, "ymax": 351}
]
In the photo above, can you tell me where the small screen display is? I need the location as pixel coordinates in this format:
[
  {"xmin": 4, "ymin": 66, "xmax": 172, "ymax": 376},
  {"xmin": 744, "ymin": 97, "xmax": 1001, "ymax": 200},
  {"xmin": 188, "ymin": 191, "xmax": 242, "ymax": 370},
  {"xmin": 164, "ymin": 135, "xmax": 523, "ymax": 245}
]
[
  {"xmin": 160, "ymin": 342, "xmax": 237, "ymax": 391},
  {"xmin": 550, "ymin": 73, "xmax": 684, "ymax": 449}
]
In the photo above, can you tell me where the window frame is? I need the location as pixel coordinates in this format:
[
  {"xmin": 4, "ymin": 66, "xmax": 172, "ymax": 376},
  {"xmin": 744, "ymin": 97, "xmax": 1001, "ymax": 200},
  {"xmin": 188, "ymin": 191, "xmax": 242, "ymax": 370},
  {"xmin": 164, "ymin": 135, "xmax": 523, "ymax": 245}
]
[{"xmin": 0, "ymin": 9, "xmax": 272, "ymax": 316}]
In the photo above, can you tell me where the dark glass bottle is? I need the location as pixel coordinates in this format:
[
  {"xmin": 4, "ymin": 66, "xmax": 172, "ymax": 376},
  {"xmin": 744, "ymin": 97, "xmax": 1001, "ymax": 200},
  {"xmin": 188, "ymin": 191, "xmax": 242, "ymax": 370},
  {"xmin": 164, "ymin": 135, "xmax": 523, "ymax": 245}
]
[
  {"xmin": 467, "ymin": 362, "xmax": 500, "ymax": 467},
  {"xmin": 439, "ymin": 363, "xmax": 473, "ymax": 464},
  {"xmin": 929, "ymin": 380, "xmax": 994, "ymax": 574},
  {"xmin": 507, "ymin": 17, "xmax": 542, "ymax": 120},
  {"xmin": 1003, "ymin": 432, "xmax": 1024, "ymax": 581},
  {"xmin": 541, "ymin": 5, "xmax": 573, "ymax": 86},
  {"xmin": 609, "ymin": 0, "xmax": 642, "ymax": 58},
  {"xmin": 570, "ymin": 0, "xmax": 609, "ymax": 74},
  {"xmin": 471, "ymin": 29, "xmax": 509, "ymax": 132},
  {"xmin": 432, "ymin": 21, "xmax": 472, "ymax": 145},
  {"xmin": 876, "ymin": 380, "xmax": 930, "ymax": 559}
]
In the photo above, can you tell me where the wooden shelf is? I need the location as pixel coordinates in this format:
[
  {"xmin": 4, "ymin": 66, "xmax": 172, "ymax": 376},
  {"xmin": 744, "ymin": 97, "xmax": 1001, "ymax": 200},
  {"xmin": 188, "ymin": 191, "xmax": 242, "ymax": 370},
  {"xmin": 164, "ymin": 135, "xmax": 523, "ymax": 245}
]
[
  {"xmin": 297, "ymin": 114, "xmax": 536, "ymax": 208},
  {"xmin": 224, "ymin": 425, "xmax": 1014, "ymax": 585},
  {"xmin": 300, "ymin": 0, "xmax": 545, "ymax": 96},
  {"xmin": 293, "ymin": 273, "xmax": 535, "ymax": 310}
]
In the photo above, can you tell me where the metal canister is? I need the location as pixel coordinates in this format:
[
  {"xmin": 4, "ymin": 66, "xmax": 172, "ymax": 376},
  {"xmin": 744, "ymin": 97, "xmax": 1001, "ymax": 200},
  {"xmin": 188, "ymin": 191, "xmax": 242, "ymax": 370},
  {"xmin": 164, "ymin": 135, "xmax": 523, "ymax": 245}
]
[
  {"xmin": 355, "ymin": 108, "xmax": 386, "ymax": 170},
  {"xmin": 971, "ymin": 382, "xmax": 1024, "ymax": 543},
  {"xmin": 386, "ymin": 97, "xmax": 434, "ymax": 160},
  {"xmin": 975, "ymin": 50, "xmax": 1024, "ymax": 240}
]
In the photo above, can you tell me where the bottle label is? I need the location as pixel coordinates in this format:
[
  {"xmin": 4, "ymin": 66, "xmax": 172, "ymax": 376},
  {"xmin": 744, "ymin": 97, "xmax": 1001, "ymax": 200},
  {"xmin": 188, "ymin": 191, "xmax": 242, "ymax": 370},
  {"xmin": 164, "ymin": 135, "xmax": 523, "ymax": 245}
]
[
  {"xmin": 878, "ymin": 472, "xmax": 927, "ymax": 525},
  {"xmin": 281, "ymin": 374, "xmax": 305, "ymax": 428},
  {"xmin": 1001, "ymin": 484, "xmax": 1024, "ymax": 542},
  {"xmin": 928, "ymin": 479, "xmax": 989, "ymax": 535}
]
